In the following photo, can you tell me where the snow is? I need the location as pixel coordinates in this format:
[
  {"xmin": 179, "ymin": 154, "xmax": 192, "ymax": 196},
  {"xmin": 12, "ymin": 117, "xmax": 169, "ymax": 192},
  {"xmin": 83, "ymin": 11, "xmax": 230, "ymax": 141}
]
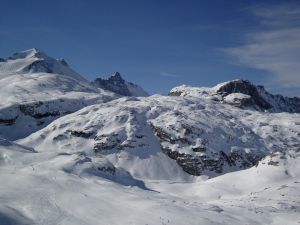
[
  {"xmin": 18, "ymin": 92, "xmax": 300, "ymax": 178},
  {"xmin": 0, "ymin": 48, "xmax": 86, "ymax": 82},
  {"xmin": 223, "ymin": 93, "xmax": 251, "ymax": 104},
  {"xmin": 0, "ymin": 137, "xmax": 299, "ymax": 225},
  {"xmin": 0, "ymin": 49, "xmax": 121, "ymax": 140},
  {"xmin": 0, "ymin": 49, "xmax": 299, "ymax": 225}
]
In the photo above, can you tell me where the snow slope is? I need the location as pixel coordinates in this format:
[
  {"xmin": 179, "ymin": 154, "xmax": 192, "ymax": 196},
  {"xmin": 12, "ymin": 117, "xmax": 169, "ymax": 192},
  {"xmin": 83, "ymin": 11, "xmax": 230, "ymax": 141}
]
[{"xmin": 0, "ymin": 136, "xmax": 299, "ymax": 225}]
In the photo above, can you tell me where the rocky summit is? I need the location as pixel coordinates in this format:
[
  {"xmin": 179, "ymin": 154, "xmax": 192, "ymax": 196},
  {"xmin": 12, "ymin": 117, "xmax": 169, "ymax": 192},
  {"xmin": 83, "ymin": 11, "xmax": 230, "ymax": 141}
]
[
  {"xmin": 92, "ymin": 72, "xmax": 149, "ymax": 97},
  {"xmin": 170, "ymin": 79, "xmax": 300, "ymax": 112}
]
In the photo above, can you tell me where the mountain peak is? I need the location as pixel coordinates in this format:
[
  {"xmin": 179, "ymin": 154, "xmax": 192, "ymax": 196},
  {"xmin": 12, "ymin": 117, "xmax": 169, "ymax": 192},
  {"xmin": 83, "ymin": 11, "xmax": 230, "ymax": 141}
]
[
  {"xmin": 8, "ymin": 48, "xmax": 44, "ymax": 60},
  {"xmin": 170, "ymin": 79, "xmax": 300, "ymax": 113},
  {"xmin": 108, "ymin": 72, "xmax": 125, "ymax": 83},
  {"xmin": 92, "ymin": 72, "xmax": 149, "ymax": 97},
  {"xmin": 26, "ymin": 47, "xmax": 40, "ymax": 54},
  {"xmin": 0, "ymin": 48, "xmax": 86, "ymax": 82},
  {"xmin": 111, "ymin": 72, "xmax": 122, "ymax": 78}
]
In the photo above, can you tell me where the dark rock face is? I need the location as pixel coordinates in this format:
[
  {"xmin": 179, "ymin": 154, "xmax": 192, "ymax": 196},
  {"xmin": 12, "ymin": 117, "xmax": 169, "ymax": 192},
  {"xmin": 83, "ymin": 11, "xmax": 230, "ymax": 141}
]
[
  {"xmin": 92, "ymin": 72, "xmax": 132, "ymax": 96},
  {"xmin": 161, "ymin": 146, "xmax": 262, "ymax": 176},
  {"xmin": 0, "ymin": 58, "xmax": 5, "ymax": 62},
  {"xmin": 151, "ymin": 123, "xmax": 264, "ymax": 176},
  {"xmin": 0, "ymin": 117, "xmax": 18, "ymax": 126},
  {"xmin": 23, "ymin": 59, "xmax": 54, "ymax": 74},
  {"xmin": 97, "ymin": 165, "xmax": 116, "ymax": 175},
  {"xmin": 69, "ymin": 130, "xmax": 94, "ymax": 138},
  {"xmin": 93, "ymin": 131, "xmax": 145, "ymax": 154},
  {"xmin": 168, "ymin": 91, "xmax": 182, "ymax": 97},
  {"xmin": 217, "ymin": 80, "xmax": 300, "ymax": 112},
  {"xmin": 93, "ymin": 133, "xmax": 122, "ymax": 153},
  {"xmin": 19, "ymin": 103, "xmax": 60, "ymax": 119},
  {"xmin": 217, "ymin": 80, "xmax": 272, "ymax": 110},
  {"xmin": 264, "ymin": 91, "xmax": 300, "ymax": 113}
]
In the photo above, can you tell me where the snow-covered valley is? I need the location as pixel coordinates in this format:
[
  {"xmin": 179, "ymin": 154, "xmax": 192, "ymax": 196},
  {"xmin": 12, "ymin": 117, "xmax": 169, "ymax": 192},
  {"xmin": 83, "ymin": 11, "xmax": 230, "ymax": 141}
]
[{"xmin": 0, "ymin": 49, "xmax": 299, "ymax": 225}]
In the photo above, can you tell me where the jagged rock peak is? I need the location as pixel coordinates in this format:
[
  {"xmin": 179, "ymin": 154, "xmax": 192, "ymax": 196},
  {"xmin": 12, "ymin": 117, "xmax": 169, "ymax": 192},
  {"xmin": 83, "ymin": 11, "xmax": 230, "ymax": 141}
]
[
  {"xmin": 110, "ymin": 71, "xmax": 123, "ymax": 79},
  {"xmin": 108, "ymin": 72, "xmax": 126, "ymax": 83},
  {"xmin": 92, "ymin": 72, "xmax": 149, "ymax": 97}
]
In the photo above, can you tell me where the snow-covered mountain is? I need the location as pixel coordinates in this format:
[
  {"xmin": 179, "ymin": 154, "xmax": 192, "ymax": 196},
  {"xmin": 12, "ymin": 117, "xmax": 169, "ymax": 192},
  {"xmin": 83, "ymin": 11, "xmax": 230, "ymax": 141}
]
[
  {"xmin": 0, "ymin": 49, "xmax": 150, "ymax": 140},
  {"xmin": 20, "ymin": 88, "xmax": 300, "ymax": 178},
  {"xmin": 0, "ymin": 49, "xmax": 119, "ymax": 140},
  {"xmin": 0, "ymin": 49, "xmax": 299, "ymax": 225},
  {"xmin": 0, "ymin": 48, "xmax": 85, "ymax": 81},
  {"xmin": 92, "ymin": 72, "xmax": 149, "ymax": 97},
  {"xmin": 170, "ymin": 79, "xmax": 300, "ymax": 112}
]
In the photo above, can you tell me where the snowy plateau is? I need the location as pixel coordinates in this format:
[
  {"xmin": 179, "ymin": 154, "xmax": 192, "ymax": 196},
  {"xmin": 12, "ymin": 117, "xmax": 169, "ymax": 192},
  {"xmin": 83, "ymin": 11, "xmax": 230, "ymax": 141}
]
[{"xmin": 0, "ymin": 48, "xmax": 299, "ymax": 225}]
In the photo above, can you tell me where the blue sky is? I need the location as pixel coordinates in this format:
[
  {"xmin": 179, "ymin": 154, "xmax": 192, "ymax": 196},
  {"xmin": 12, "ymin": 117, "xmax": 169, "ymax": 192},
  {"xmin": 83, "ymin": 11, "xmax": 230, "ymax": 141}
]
[{"xmin": 1, "ymin": 0, "xmax": 299, "ymax": 95}]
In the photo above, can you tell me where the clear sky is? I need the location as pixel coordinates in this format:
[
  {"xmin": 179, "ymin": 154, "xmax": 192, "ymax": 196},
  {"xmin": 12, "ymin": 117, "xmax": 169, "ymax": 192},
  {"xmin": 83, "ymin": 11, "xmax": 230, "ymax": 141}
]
[{"xmin": 1, "ymin": 0, "xmax": 299, "ymax": 96}]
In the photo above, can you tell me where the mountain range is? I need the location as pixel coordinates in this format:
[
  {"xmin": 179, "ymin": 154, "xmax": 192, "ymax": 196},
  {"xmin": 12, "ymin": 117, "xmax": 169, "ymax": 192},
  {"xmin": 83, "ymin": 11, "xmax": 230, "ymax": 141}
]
[{"xmin": 0, "ymin": 49, "xmax": 299, "ymax": 225}]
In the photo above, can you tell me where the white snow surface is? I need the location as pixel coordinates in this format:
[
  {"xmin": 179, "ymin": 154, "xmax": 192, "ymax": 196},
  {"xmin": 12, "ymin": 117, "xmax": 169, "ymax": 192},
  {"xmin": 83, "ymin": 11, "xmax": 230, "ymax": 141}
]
[
  {"xmin": 0, "ymin": 49, "xmax": 299, "ymax": 225},
  {"xmin": 224, "ymin": 93, "xmax": 251, "ymax": 104},
  {"xmin": 15, "ymin": 94, "xmax": 300, "ymax": 224},
  {"xmin": 0, "ymin": 136, "xmax": 299, "ymax": 225}
]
